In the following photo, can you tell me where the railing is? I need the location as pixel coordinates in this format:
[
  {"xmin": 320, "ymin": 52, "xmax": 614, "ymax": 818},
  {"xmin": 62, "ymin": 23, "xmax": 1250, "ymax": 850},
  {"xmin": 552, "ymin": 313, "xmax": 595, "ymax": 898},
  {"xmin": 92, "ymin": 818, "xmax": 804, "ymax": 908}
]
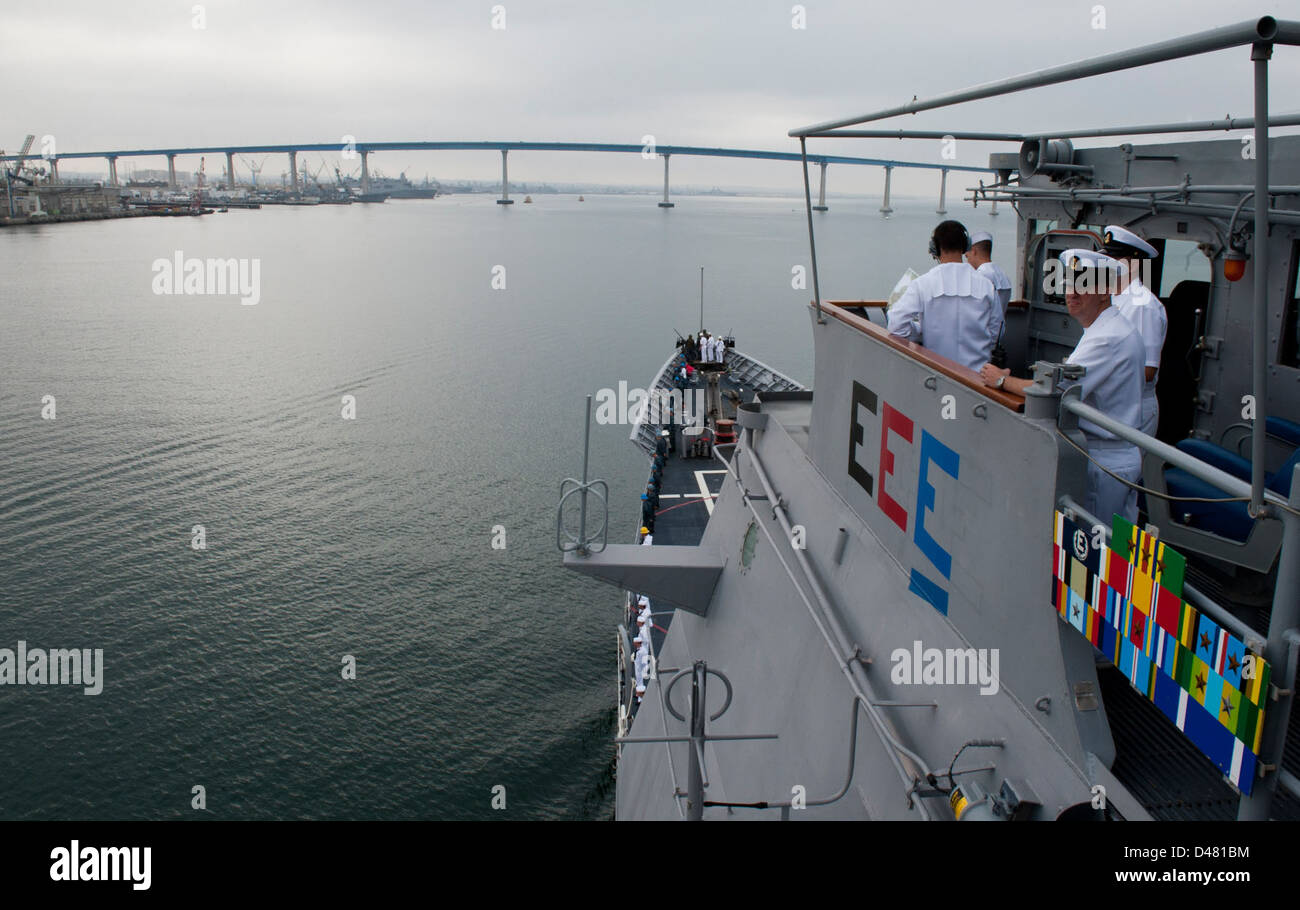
[{"xmin": 822, "ymin": 302, "xmax": 1026, "ymax": 412}]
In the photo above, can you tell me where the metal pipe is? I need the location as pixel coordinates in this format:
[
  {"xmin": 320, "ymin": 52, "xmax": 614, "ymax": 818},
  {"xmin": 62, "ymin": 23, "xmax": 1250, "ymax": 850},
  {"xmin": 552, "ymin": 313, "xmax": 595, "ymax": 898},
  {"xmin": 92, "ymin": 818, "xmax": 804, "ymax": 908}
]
[
  {"xmin": 1058, "ymin": 495, "xmax": 1265, "ymax": 650},
  {"xmin": 1059, "ymin": 396, "xmax": 1289, "ymax": 509},
  {"xmin": 579, "ymin": 395, "xmax": 591, "ymax": 551},
  {"xmin": 687, "ymin": 663, "xmax": 704, "ymax": 820},
  {"xmin": 981, "ymin": 183, "xmax": 1300, "ymax": 197},
  {"xmin": 812, "ymin": 113, "xmax": 1300, "ymax": 142},
  {"xmin": 799, "ymin": 138, "xmax": 825, "ymax": 324},
  {"xmin": 975, "ymin": 192, "xmax": 1300, "ymax": 227},
  {"xmin": 791, "ymin": 17, "xmax": 1285, "ymax": 135},
  {"xmin": 1250, "ymin": 42, "xmax": 1271, "ymax": 517},
  {"xmin": 1239, "ymin": 482, "xmax": 1300, "ymax": 819},
  {"xmin": 937, "ymin": 168, "xmax": 948, "ymax": 215},
  {"xmin": 1280, "ymin": 768, "xmax": 1300, "ymax": 801}
]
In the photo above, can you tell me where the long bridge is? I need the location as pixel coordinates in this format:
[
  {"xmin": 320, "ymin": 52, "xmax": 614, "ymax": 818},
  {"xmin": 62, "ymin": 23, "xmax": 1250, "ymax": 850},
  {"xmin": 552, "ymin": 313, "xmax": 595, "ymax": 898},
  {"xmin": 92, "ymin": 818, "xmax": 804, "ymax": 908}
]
[{"xmin": 3, "ymin": 140, "xmax": 996, "ymax": 214}]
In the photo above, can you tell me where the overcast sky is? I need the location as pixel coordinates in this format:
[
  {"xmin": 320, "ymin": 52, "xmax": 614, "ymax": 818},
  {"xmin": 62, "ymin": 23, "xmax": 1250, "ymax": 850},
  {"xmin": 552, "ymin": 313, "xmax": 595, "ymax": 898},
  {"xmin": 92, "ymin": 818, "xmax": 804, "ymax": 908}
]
[{"xmin": 5, "ymin": 0, "xmax": 1298, "ymax": 195}]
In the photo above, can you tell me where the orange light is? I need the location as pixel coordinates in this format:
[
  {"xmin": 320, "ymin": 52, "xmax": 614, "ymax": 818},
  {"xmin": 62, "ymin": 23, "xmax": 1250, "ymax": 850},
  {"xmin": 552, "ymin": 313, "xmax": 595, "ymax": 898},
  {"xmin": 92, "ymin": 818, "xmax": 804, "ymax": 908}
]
[{"xmin": 1224, "ymin": 252, "xmax": 1247, "ymax": 282}]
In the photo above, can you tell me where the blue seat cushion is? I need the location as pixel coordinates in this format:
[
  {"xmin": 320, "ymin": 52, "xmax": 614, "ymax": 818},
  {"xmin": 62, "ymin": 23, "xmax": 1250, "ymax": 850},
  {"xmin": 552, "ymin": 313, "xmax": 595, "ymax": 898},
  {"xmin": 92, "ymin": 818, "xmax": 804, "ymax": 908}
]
[{"xmin": 1164, "ymin": 468, "xmax": 1255, "ymax": 541}]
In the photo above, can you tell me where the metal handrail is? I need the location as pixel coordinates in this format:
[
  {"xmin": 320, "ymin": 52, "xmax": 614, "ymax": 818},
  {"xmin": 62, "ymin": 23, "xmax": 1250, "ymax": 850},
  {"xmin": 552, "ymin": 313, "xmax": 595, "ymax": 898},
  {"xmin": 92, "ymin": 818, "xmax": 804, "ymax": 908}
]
[
  {"xmin": 1059, "ymin": 396, "xmax": 1291, "ymax": 513},
  {"xmin": 790, "ymin": 17, "xmax": 1293, "ymax": 136},
  {"xmin": 815, "ymin": 112, "xmax": 1300, "ymax": 141}
]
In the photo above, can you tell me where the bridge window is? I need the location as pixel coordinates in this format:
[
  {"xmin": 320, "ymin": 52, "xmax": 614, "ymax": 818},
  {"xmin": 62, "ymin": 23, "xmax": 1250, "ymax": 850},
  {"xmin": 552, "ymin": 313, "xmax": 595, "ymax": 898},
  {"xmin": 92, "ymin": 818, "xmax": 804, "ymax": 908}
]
[
  {"xmin": 1282, "ymin": 241, "xmax": 1300, "ymax": 369},
  {"xmin": 1158, "ymin": 239, "xmax": 1212, "ymax": 297}
]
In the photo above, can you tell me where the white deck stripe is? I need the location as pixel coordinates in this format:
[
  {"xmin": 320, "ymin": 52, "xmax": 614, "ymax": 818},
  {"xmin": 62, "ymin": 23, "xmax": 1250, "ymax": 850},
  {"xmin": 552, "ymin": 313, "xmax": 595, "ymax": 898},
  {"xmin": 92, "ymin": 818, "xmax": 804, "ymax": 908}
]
[{"xmin": 695, "ymin": 470, "xmax": 716, "ymax": 515}]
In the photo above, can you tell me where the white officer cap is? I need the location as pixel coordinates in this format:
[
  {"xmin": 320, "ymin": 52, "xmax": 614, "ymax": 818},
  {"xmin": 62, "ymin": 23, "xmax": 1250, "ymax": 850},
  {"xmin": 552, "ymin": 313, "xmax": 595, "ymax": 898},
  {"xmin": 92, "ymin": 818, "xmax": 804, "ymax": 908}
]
[
  {"xmin": 1102, "ymin": 225, "xmax": 1158, "ymax": 258},
  {"xmin": 635, "ymin": 683, "xmax": 646, "ymax": 694},
  {"xmin": 1059, "ymin": 248, "xmax": 1125, "ymax": 275},
  {"xmin": 637, "ymin": 595, "xmax": 650, "ymax": 608},
  {"xmin": 1058, "ymin": 248, "xmax": 1126, "ymax": 294},
  {"xmin": 969, "ymin": 231, "xmax": 993, "ymax": 246},
  {"xmin": 660, "ymin": 429, "xmax": 670, "ymax": 437}
]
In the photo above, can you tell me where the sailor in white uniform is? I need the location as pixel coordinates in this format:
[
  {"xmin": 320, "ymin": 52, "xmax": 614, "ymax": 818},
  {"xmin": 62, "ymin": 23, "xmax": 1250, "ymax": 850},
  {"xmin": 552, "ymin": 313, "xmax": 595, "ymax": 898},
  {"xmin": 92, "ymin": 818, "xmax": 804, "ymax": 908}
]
[
  {"xmin": 633, "ymin": 642, "xmax": 650, "ymax": 692},
  {"xmin": 965, "ymin": 231, "xmax": 1014, "ymax": 345},
  {"xmin": 981, "ymin": 249, "xmax": 1145, "ymax": 523},
  {"xmin": 1103, "ymin": 225, "xmax": 1166, "ymax": 437},
  {"xmin": 887, "ymin": 220, "xmax": 1000, "ymax": 371}
]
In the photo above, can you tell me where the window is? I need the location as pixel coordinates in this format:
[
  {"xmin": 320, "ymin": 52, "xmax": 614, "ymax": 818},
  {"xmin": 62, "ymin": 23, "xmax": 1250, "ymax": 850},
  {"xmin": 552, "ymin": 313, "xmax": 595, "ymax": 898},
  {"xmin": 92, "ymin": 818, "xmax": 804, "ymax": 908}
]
[{"xmin": 1158, "ymin": 239, "xmax": 1212, "ymax": 297}]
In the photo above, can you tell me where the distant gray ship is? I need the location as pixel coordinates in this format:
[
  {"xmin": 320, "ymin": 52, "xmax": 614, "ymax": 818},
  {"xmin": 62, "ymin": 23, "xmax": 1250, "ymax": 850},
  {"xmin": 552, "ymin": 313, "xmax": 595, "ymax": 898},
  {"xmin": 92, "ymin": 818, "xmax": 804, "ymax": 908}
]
[{"xmin": 560, "ymin": 16, "xmax": 1300, "ymax": 820}]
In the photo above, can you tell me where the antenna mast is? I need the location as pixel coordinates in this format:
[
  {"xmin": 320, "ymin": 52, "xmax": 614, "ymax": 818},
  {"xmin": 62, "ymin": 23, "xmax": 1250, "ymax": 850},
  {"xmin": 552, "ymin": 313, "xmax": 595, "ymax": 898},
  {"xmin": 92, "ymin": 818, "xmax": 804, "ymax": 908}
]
[{"xmin": 699, "ymin": 267, "xmax": 704, "ymax": 335}]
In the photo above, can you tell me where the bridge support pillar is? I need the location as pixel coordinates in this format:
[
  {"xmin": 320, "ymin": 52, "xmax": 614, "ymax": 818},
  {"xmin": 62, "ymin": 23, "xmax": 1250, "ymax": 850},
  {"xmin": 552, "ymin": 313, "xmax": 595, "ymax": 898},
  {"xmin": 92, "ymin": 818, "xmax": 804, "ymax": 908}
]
[
  {"xmin": 289, "ymin": 151, "xmax": 299, "ymax": 194},
  {"xmin": 226, "ymin": 151, "xmax": 235, "ymax": 188},
  {"xmin": 497, "ymin": 149, "xmax": 513, "ymax": 204},
  {"xmin": 879, "ymin": 165, "xmax": 893, "ymax": 215},
  {"xmin": 49, "ymin": 159, "xmax": 59, "ymax": 183},
  {"xmin": 812, "ymin": 160, "xmax": 828, "ymax": 211},
  {"xmin": 107, "ymin": 156, "xmax": 118, "ymax": 187},
  {"xmin": 936, "ymin": 167, "xmax": 948, "ymax": 215},
  {"xmin": 361, "ymin": 150, "xmax": 370, "ymax": 193},
  {"xmin": 658, "ymin": 153, "xmax": 674, "ymax": 208},
  {"xmin": 167, "ymin": 154, "xmax": 177, "ymax": 187}
]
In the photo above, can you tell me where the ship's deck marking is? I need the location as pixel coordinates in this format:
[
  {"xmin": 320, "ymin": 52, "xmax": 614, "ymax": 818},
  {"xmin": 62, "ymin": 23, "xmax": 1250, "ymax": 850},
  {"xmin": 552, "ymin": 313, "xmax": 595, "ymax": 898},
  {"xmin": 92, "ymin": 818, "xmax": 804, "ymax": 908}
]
[{"xmin": 692, "ymin": 470, "xmax": 727, "ymax": 515}]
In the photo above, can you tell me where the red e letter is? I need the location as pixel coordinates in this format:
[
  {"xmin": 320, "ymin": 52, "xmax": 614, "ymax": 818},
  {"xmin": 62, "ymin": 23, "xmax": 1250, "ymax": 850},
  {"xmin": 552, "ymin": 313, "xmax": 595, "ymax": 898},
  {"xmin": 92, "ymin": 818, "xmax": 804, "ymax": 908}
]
[{"xmin": 878, "ymin": 402, "xmax": 912, "ymax": 532}]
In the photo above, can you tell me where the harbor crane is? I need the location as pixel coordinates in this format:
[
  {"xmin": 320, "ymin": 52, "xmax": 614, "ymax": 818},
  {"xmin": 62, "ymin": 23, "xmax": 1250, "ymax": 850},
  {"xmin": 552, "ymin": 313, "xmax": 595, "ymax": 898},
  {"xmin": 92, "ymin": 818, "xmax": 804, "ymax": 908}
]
[
  {"xmin": 3, "ymin": 134, "xmax": 36, "ymax": 217},
  {"xmin": 240, "ymin": 155, "xmax": 267, "ymax": 189}
]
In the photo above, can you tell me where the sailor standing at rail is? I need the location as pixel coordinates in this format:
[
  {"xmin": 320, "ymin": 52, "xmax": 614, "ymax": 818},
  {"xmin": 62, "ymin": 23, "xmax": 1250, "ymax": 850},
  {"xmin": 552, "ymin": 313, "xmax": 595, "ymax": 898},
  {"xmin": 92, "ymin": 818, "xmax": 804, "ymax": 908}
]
[
  {"xmin": 887, "ymin": 220, "xmax": 1000, "ymax": 371},
  {"xmin": 1103, "ymin": 225, "xmax": 1166, "ymax": 437},
  {"xmin": 965, "ymin": 231, "xmax": 1013, "ymax": 345},
  {"xmin": 980, "ymin": 249, "xmax": 1145, "ymax": 523}
]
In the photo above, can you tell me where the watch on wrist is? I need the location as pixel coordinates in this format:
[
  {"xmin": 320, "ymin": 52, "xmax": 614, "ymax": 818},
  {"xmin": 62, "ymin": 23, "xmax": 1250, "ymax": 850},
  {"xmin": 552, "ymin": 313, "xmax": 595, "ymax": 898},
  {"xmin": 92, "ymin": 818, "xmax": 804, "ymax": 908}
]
[{"xmin": 995, "ymin": 374, "xmax": 1006, "ymax": 389}]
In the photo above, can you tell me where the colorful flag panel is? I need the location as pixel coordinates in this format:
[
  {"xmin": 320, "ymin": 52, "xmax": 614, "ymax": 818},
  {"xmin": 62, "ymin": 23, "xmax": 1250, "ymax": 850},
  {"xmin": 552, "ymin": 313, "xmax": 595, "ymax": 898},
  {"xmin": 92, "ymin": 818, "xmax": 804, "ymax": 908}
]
[{"xmin": 1053, "ymin": 511, "xmax": 1269, "ymax": 795}]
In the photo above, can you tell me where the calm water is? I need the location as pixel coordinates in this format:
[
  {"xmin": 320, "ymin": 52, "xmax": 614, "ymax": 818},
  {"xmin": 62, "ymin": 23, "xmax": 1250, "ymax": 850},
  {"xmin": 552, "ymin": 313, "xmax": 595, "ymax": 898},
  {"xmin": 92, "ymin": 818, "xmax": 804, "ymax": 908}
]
[{"xmin": 0, "ymin": 192, "xmax": 1010, "ymax": 819}]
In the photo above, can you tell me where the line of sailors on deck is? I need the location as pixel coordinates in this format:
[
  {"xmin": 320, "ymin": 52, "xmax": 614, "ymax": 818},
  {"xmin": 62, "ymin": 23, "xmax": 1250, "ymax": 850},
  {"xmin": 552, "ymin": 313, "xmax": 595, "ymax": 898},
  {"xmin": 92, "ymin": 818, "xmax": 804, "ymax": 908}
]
[
  {"xmin": 630, "ymin": 594, "xmax": 654, "ymax": 704},
  {"xmin": 681, "ymin": 331, "xmax": 726, "ymax": 364},
  {"xmin": 886, "ymin": 219, "xmax": 1167, "ymax": 524},
  {"xmin": 640, "ymin": 429, "xmax": 673, "ymax": 534}
]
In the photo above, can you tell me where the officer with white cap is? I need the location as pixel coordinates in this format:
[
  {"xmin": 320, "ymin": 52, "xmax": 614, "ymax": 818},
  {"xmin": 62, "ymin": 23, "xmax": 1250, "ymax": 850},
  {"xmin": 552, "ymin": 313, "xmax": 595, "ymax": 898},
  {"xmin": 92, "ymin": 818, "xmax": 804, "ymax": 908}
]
[
  {"xmin": 965, "ymin": 231, "xmax": 1014, "ymax": 344},
  {"xmin": 1103, "ymin": 225, "xmax": 1166, "ymax": 436},
  {"xmin": 980, "ymin": 249, "xmax": 1145, "ymax": 523},
  {"xmin": 888, "ymin": 220, "xmax": 1001, "ymax": 371}
]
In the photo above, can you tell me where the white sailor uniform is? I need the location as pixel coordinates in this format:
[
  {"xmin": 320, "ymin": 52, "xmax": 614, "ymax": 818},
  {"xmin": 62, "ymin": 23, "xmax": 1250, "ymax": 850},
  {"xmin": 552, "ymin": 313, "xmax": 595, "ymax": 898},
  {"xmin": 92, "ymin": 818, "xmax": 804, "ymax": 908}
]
[
  {"xmin": 887, "ymin": 262, "xmax": 999, "ymax": 371},
  {"xmin": 1063, "ymin": 304, "xmax": 1146, "ymax": 524},
  {"xmin": 977, "ymin": 260, "xmax": 1014, "ymax": 343},
  {"xmin": 1110, "ymin": 277, "xmax": 1166, "ymax": 436}
]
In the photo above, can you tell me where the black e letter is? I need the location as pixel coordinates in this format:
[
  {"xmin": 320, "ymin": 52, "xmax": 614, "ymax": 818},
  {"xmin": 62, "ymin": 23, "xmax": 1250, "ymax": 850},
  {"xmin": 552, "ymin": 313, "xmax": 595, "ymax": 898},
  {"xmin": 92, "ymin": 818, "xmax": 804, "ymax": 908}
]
[{"xmin": 848, "ymin": 381, "xmax": 877, "ymax": 496}]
